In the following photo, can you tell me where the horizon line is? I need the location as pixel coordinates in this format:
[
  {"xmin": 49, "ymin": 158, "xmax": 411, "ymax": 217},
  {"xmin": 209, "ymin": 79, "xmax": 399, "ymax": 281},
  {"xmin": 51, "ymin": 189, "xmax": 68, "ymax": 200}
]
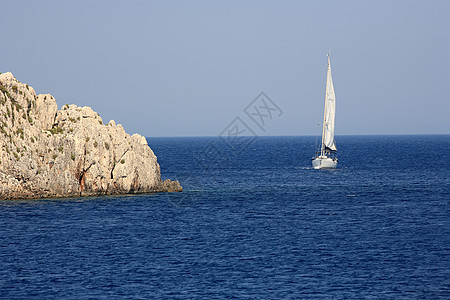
[{"xmin": 145, "ymin": 133, "xmax": 450, "ymax": 138}]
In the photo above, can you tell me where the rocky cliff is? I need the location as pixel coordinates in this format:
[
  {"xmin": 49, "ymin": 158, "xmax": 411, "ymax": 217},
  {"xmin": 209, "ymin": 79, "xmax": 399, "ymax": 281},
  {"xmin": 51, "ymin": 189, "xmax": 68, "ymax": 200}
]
[{"xmin": 0, "ymin": 72, "xmax": 181, "ymax": 199}]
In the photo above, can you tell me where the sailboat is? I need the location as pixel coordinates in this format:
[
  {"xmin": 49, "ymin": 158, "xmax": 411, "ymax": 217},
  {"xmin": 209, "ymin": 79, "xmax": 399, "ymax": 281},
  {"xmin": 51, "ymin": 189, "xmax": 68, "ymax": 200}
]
[{"xmin": 312, "ymin": 54, "xmax": 338, "ymax": 169}]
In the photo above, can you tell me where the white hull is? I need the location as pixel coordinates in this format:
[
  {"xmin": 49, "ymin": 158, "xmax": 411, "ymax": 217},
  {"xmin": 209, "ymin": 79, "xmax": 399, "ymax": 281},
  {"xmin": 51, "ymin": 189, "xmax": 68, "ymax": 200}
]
[{"xmin": 312, "ymin": 156, "xmax": 337, "ymax": 169}]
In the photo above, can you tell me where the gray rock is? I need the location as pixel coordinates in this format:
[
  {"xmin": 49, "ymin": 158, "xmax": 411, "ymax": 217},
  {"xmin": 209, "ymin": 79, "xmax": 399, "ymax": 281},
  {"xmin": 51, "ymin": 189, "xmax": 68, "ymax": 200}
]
[{"xmin": 0, "ymin": 72, "xmax": 182, "ymax": 199}]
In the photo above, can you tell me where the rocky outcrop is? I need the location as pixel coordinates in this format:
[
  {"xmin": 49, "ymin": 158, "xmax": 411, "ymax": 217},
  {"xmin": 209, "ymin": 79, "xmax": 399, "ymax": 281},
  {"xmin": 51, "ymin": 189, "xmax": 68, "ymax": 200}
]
[{"xmin": 0, "ymin": 72, "xmax": 182, "ymax": 199}]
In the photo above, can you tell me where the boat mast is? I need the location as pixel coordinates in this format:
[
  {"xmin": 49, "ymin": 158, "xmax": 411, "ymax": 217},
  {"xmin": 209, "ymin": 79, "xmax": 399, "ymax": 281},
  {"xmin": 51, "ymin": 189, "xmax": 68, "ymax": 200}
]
[{"xmin": 320, "ymin": 54, "xmax": 330, "ymax": 156}]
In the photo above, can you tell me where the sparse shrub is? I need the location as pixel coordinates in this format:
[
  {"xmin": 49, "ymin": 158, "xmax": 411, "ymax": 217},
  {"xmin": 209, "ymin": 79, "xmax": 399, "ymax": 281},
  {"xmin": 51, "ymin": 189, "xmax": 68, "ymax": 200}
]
[
  {"xmin": 120, "ymin": 159, "xmax": 125, "ymax": 164},
  {"xmin": 104, "ymin": 142, "xmax": 110, "ymax": 150},
  {"xmin": 85, "ymin": 137, "xmax": 90, "ymax": 142},
  {"xmin": 99, "ymin": 120, "xmax": 103, "ymax": 125},
  {"xmin": 12, "ymin": 85, "xmax": 18, "ymax": 93},
  {"xmin": 71, "ymin": 153, "xmax": 75, "ymax": 161},
  {"xmin": 30, "ymin": 137, "xmax": 35, "ymax": 143},
  {"xmin": 26, "ymin": 84, "xmax": 29, "ymax": 90},
  {"xmin": 93, "ymin": 141, "xmax": 98, "ymax": 147},
  {"xmin": 22, "ymin": 113, "xmax": 26, "ymax": 119},
  {"xmin": 49, "ymin": 127, "xmax": 63, "ymax": 134},
  {"xmin": 13, "ymin": 152, "xmax": 19, "ymax": 160},
  {"xmin": 58, "ymin": 146, "xmax": 63, "ymax": 153},
  {"xmin": 52, "ymin": 154, "xmax": 58, "ymax": 159}
]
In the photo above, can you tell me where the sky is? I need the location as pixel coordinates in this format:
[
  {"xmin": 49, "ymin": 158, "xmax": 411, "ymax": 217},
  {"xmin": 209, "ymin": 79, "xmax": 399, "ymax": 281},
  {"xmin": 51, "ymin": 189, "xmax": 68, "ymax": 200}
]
[{"xmin": 1, "ymin": 0, "xmax": 449, "ymax": 136}]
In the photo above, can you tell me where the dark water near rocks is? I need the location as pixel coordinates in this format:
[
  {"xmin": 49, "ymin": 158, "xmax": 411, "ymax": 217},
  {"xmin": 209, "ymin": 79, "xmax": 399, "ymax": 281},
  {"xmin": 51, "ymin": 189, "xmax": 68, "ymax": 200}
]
[{"xmin": 1, "ymin": 135, "xmax": 449, "ymax": 299}]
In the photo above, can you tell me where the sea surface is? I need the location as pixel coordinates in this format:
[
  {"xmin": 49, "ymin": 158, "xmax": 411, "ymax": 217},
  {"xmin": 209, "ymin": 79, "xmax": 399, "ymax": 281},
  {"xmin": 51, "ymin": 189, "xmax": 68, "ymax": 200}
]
[{"xmin": 1, "ymin": 135, "xmax": 449, "ymax": 299}]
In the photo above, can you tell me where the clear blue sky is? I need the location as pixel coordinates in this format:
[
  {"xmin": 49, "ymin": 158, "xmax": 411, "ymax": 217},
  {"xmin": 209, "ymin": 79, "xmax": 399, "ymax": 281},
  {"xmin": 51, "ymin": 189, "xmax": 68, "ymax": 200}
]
[{"xmin": 1, "ymin": 0, "xmax": 449, "ymax": 136}]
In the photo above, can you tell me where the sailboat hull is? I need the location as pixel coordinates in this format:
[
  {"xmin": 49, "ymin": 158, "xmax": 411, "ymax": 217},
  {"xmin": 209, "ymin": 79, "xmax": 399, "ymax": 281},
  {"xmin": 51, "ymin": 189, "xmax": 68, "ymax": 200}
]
[{"xmin": 312, "ymin": 156, "xmax": 338, "ymax": 169}]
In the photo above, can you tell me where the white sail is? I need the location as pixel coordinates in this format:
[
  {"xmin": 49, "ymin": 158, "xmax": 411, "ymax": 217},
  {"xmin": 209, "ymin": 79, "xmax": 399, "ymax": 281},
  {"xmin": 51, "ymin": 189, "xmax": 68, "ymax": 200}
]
[{"xmin": 322, "ymin": 55, "xmax": 336, "ymax": 152}]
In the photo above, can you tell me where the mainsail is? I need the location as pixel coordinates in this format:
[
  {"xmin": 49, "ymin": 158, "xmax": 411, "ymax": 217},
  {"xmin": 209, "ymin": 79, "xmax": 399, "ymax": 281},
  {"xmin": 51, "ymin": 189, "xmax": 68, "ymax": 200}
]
[{"xmin": 322, "ymin": 55, "xmax": 337, "ymax": 152}]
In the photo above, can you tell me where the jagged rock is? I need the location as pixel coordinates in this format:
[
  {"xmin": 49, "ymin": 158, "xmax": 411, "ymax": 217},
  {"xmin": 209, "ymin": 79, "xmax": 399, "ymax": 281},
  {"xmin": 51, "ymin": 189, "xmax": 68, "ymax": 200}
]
[
  {"xmin": 0, "ymin": 72, "xmax": 182, "ymax": 199},
  {"xmin": 35, "ymin": 94, "xmax": 57, "ymax": 130},
  {"xmin": 161, "ymin": 179, "xmax": 183, "ymax": 193}
]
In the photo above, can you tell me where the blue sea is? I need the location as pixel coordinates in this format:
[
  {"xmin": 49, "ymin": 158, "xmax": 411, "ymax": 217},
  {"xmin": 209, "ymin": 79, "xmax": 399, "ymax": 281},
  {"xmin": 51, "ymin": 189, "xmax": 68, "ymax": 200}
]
[{"xmin": 1, "ymin": 135, "xmax": 449, "ymax": 299}]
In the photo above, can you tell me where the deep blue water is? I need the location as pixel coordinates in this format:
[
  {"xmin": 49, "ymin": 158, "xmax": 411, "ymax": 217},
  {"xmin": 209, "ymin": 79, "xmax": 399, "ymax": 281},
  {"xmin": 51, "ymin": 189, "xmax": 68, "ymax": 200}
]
[{"xmin": 1, "ymin": 135, "xmax": 449, "ymax": 299}]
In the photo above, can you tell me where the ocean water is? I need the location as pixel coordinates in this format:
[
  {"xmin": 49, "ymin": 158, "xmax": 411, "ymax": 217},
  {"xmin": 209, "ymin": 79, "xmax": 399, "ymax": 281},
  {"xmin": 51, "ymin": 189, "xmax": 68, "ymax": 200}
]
[{"xmin": 0, "ymin": 135, "xmax": 449, "ymax": 299}]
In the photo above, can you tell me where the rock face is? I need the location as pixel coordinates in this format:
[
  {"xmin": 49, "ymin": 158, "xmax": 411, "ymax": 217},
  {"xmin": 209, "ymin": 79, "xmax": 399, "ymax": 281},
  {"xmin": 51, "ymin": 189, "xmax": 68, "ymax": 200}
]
[{"xmin": 0, "ymin": 72, "xmax": 182, "ymax": 199}]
